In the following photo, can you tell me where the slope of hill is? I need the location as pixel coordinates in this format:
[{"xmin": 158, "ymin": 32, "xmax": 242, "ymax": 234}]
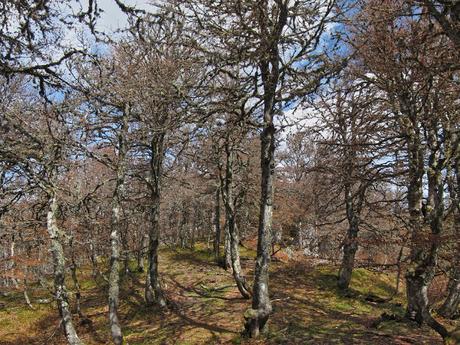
[{"xmin": 0, "ymin": 245, "xmax": 456, "ymax": 345}]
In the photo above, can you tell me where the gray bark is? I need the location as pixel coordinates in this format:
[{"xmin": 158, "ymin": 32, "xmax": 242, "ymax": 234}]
[
  {"xmin": 439, "ymin": 153, "xmax": 460, "ymax": 319},
  {"xmin": 145, "ymin": 134, "xmax": 167, "ymax": 307},
  {"xmin": 244, "ymin": 64, "xmax": 278, "ymax": 336},
  {"xmin": 213, "ymin": 185, "xmax": 222, "ymax": 264},
  {"xmin": 108, "ymin": 107, "xmax": 129, "ymax": 345},
  {"xmin": 137, "ymin": 233, "xmax": 148, "ymax": 273},
  {"xmin": 337, "ymin": 223, "xmax": 358, "ymax": 290},
  {"xmin": 404, "ymin": 109, "xmax": 449, "ymax": 339},
  {"xmin": 47, "ymin": 193, "xmax": 83, "ymax": 345},
  {"xmin": 439, "ymin": 266, "xmax": 460, "ymax": 319},
  {"xmin": 223, "ymin": 218, "xmax": 232, "ymax": 270},
  {"xmin": 222, "ymin": 142, "xmax": 251, "ymax": 299},
  {"xmin": 244, "ymin": 118, "xmax": 275, "ymax": 337}
]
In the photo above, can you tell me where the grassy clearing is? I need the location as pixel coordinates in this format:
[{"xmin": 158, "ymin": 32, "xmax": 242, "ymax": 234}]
[{"xmin": 0, "ymin": 246, "xmax": 455, "ymax": 345}]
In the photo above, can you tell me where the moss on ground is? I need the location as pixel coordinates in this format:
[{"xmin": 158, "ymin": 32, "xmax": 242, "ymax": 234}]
[{"xmin": 0, "ymin": 246, "xmax": 453, "ymax": 345}]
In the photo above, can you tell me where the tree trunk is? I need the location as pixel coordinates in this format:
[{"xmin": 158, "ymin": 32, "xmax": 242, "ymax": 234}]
[
  {"xmin": 145, "ymin": 199, "xmax": 167, "ymax": 307},
  {"xmin": 109, "ymin": 192, "xmax": 123, "ymax": 345},
  {"xmin": 439, "ymin": 145, "xmax": 460, "ymax": 319},
  {"xmin": 222, "ymin": 143, "xmax": 251, "ymax": 299},
  {"xmin": 47, "ymin": 194, "xmax": 83, "ymax": 345},
  {"xmin": 338, "ymin": 170, "xmax": 361, "ymax": 290},
  {"xmin": 69, "ymin": 235, "xmax": 84, "ymax": 318},
  {"xmin": 108, "ymin": 107, "xmax": 129, "ymax": 345},
  {"xmin": 439, "ymin": 266, "xmax": 460, "ymax": 319},
  {"xmin": 213, "ymin": 184, "xmax": 221, "ymax": 264},
  {"xmin": 337, "ymin": 223, "xmax": 358, "ymax": 290},
  {"xmin": 223, "ymin": 219, "xmax": 232, "ymax": 270},
  {"xmin": 145, "ymin": 134, "xmax": 167, "ymax": 307},
  {"xmin": 138, "ymin": 233, "xmax": 148, "ymax": 273},
  {"xmin": 244, "ymin": 108, "xmax": 275, "ymax": 337},
  {"xmin": 229, "ymin": 222, "xmax": 251, "ymax": 299},
  {"xmin": 405, "ymin": 116, "xmax": 449, "ymax": 339}
]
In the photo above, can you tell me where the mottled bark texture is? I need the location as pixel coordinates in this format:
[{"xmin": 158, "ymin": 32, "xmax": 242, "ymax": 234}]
[
  {"xmin": 221, "ymin": 141, "xmax": 251, "ymax": 299},
  {"xmin": 439, "ymin": 153, "xmax": 460, "ymax": 319},
  {"xmin": 47, "ymin": 194, "xmax": 83, "ymax": 345},
  {"xmin": 404, "ymin": 109, "xmax": 449, "ymax": 339},
  {"xmin": 242, "ymin": 0, "xmax": 294, "ymax": 335},
  {"xmin": 213, "ymin": 185, "xmax": 222, "ymax": 264},
  {"xmin": 145, "ymin": 134, "xmax": 167, "ymax": 307},
  {"xmin": 337, "ymin": 223, "xmax": 358, "ymax": 290},
  {"xmin": 338, "ymin": 160, "xmax": 364, "ymax": 290},
  {"xmin": 439, "ymin": 266, "xmax": 460, "ymax": 319},
  {"xmin": 108, "ymin": 108, "xmax": 129, "ymax": 345},
  {"xmin": 244, "ymin": 119, "xmax": 275, "ymax": 337},
  {"xmin": 223, "ymin": 218, "xmax": 232, "ymax": 270}
]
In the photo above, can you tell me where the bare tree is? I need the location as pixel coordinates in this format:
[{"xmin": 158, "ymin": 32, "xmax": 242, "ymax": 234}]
[{"xmin": 0, "ymin": 84, "xmax": 84, "ymax": 344}]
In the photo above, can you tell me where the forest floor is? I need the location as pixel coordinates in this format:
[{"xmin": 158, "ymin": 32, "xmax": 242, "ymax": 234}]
[{"xmin": 0, "ymin": 244, "xmax": 458, "ymax": 345}]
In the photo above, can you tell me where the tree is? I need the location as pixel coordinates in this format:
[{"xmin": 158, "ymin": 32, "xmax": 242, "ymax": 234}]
[
  {"xmin": 348, "ymin": 0, "xmax": 458, "ymax": 338},
  {"xmin": 173, "ymin": 0, "xmax": 337, "ymax": 335},
  {"xmin": 420, "ymin": 0, "xmax": 460, "ymax": 48},
  {"xmin": 312, "ymin": 76, "xmax": 394, "ymax": 290},
  {"xmin": 0, "ymin": 82, "xmax": 84, "ymax": 344}
]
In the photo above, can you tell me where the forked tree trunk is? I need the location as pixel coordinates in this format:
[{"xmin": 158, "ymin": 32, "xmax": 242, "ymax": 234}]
[
  {"xmin": 405, "ymin": 117, "xmax": 449, "ymax": 339},
  {"xmin": 47, "ymin": 193, "xmax": 83, "ymax": 345},
  {"xmin": 405, "ymin": 125, "xmax": 432, "ymax": 322},
  {"xmin": 222, "ymin": 143, "xmax": 251, "ymax": 299}
]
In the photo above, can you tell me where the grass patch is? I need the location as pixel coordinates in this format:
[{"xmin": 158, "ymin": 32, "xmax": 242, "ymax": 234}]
[{"xmin": 0, "ymin": 245, "xmax": 450, "ymax": 345}]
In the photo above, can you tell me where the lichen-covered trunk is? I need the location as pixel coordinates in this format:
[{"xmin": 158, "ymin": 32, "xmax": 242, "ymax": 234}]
[
  {"xmin": 145, "ymin": 197, "xmax": 166, "ymax": 307},
  {"xmin": 439, "ymin": 266, "xmax": 460, "ymax": 319},
  {"xmin": 145, "ymin": 134, "xmax": 167, "ymax": 307},
  {"xmin": 244, "ymin": 114, "xmax": 275, "ymax": 337},
  {"xmin": 108, "ymin": 109, "xmax": 129, "ymax": 345},
  {"xmin": 222, "ymin": 145, "xmax": 251, "ymax": 299},
  {"xmin": 439, "ymin": 156, "xmax": 460, "ymax": 319},
  {"xmin": 338, "ymin": 174, "xmax": 360, "ymax": 290},
  {"xmin": 109, "ymin": 195, "xmax": 123, "ymax": 345},
  {"xmin": 223, "ymin": 218, "xmax": 232, "ymax": 270},
  {"xmin": 405, "ymin": 118, "xmax": 449, "ymax": 339},
  {"xmin": 137, "ymin": 233, "xmax": 148, "ymax": 273},
  {"xmin": 338, "ymin": 222, "xmax": 358, "ymax": 290},
  {"xmin": 69, "ymin": 235, "xmax": 83, "ymax": 318},
  {"xmin": 213, "ymin": 185, "xmax": 222, "ymax": 264},
  {"xmin": 229, "ymin": 221, "xmax": 251, "ymax": 299},
  {"xmin": 47, "ymin": 194, "xmax": 83, "ymax": 345}
]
